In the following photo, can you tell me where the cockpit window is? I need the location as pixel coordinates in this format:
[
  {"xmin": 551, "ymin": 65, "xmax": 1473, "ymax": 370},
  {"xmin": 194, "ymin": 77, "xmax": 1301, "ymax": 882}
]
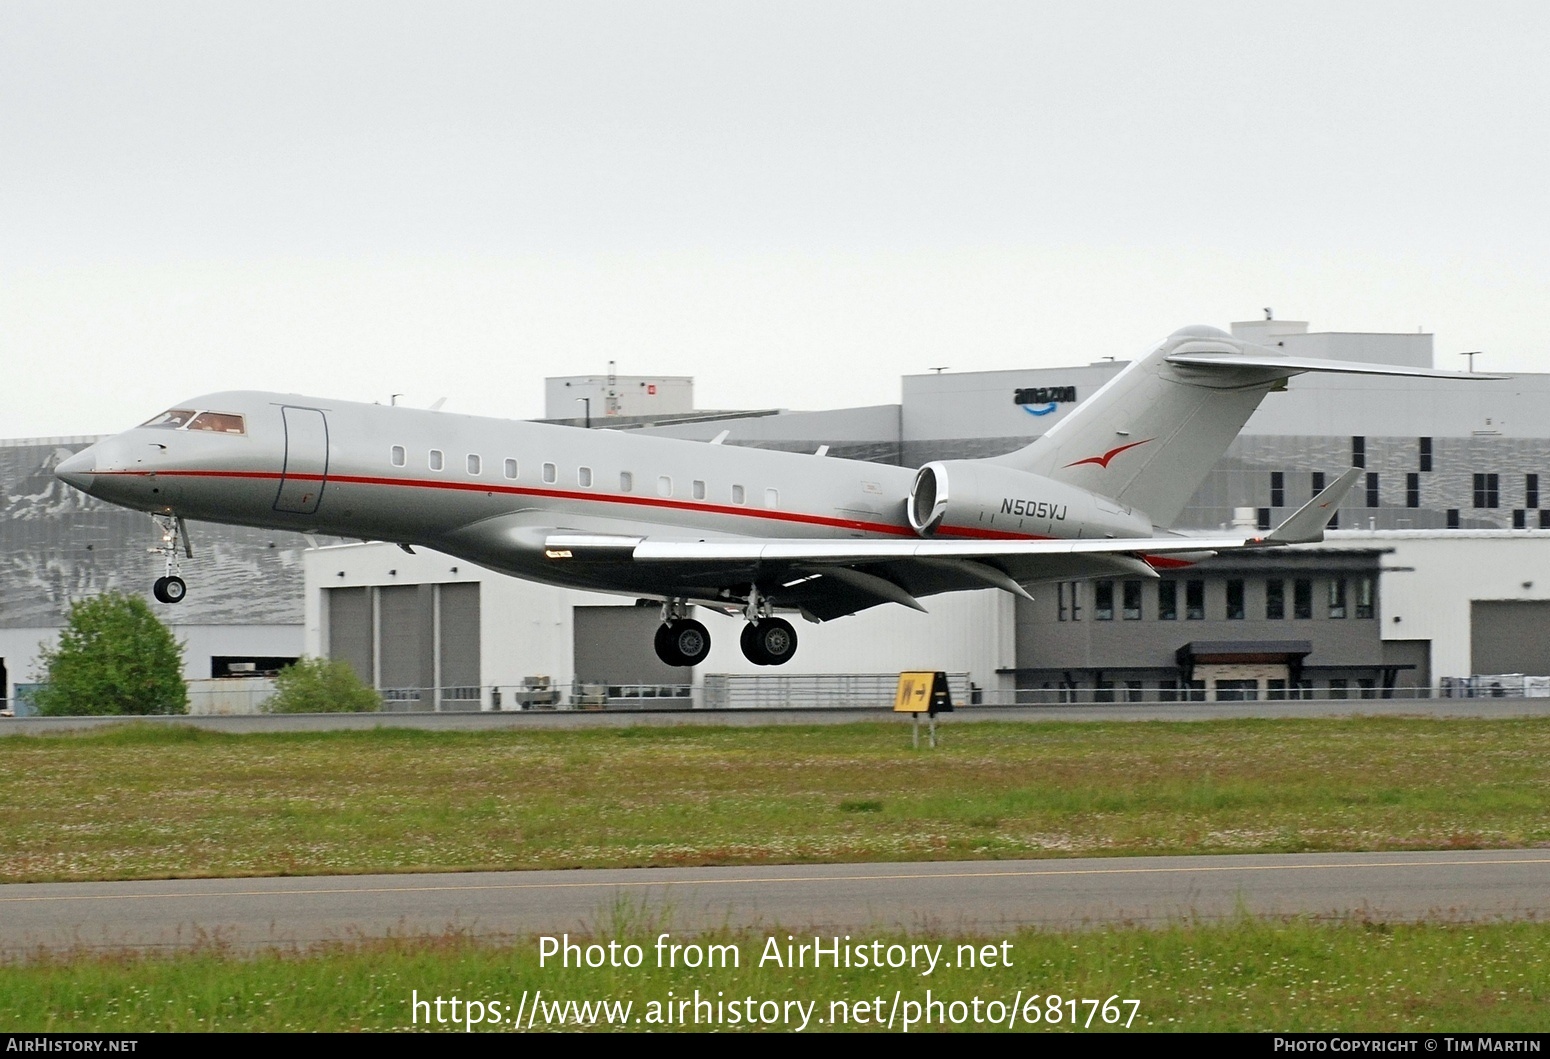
[
  {"xmin": 187, "ymin": 412, "xmax": 247, "ymax": 435},
  {"xmin": 141, "ymin": 409, "xmax": 197, "ymax": 429}
]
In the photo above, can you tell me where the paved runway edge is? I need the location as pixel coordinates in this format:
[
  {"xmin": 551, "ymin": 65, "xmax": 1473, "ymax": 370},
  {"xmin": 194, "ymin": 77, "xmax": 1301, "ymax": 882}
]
[{"xmin": 2, "ymin": 849, "xmax": 1545, "ymax": 954}]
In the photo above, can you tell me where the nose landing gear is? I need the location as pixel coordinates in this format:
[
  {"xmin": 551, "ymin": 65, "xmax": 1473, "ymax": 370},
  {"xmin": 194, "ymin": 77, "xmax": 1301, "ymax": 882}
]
[{"xmin": 149, "ymin": 515, "xmax": 192, "ymax": 604}]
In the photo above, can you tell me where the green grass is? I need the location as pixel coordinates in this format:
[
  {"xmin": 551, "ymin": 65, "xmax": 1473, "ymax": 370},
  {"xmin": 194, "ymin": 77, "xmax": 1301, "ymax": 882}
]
[
  {"xmin": 1, "ymin": 718, "xmax": 1546, "ymax": 883},
  {"xmin": 4, "ymin": 919, "xmax": 1545, "ymax": 1032}
]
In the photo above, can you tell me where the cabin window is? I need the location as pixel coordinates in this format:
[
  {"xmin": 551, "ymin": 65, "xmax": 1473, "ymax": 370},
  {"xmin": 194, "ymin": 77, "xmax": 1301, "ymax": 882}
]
[
  {"xmin": 578, "ymin": 466, "xmax": 593, "ymax": 488},
  {"xmin": 187, "ymin": 412, "xmax": 246, "ymax": 435},
  {"xmin": 764, "ymin": 488, "xmax": 779, "ymax": 508},
  {"xmin": 467, "ymin": 454, "xmax": 481, "ymax": 475},
  {"xmin": 692, "ymin": 480, "xmax": 706, "ymax": 500},
  {"xmin": 731, "ymin": 484, "xmax": 746, "ymax": 505},
  {"xmin": 657, "ymin": 476, "xmax": 672, "ymax": 497},
  {"xmin": 503, "ymin": 458, "xmax": 518, "ymax": 479},
  {"xmin": 619, "ymin": 471, "xmax": 633, "ymax": 492},
  {"xmin": 390, "ymin": 446, "xmax": 406, "ymax": 467},
  {"xmin": 542, "ymin": 462, "xmax": 557, "ymax": 484},
  {"xmin": 429, "ymin": 449, "xmax": 444, "ymax": 471},
  {"xmin": 140, "ymin": 409, "xmax": 196, "ymax": 429}
]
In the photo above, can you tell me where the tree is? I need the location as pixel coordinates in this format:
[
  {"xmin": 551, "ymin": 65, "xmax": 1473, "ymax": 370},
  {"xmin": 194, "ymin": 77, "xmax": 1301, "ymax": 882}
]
[
  {"xmin": 34, "ymin": 593, "xmax": 188, "ymax": 716},
  {"xmin": 262, "ymin": 656, "xmax": 380, "ymax": 713}
]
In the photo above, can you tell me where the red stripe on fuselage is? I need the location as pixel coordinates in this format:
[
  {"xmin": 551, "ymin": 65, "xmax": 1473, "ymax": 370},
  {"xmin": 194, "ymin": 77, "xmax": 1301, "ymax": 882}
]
[{"xmin": 94, "ymin": 468, "xmax": 1047, "ymax": 541}]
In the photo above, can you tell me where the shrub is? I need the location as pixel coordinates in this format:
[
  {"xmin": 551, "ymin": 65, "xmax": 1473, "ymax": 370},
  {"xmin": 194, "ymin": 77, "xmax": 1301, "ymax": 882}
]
[
  {"xmin": 33, "ymin": 593, "xmax": 188, "ymax": 715},
  {"xmin": 263, "ymin": 657, "xmax": 380, "ymax": 714}
]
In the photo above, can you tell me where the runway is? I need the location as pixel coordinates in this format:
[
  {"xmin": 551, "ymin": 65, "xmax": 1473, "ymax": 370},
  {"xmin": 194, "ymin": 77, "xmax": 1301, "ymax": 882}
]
[{"xmin": 2, "ymin": 850, "xmax": 1544, "ymax": 954}]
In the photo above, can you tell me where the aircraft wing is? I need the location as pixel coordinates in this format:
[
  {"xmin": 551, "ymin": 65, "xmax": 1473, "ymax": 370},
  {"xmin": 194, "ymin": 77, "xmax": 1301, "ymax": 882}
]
[{"xmin": 541, "ymin": 468, "xmax": 1362, "ymax": 620}]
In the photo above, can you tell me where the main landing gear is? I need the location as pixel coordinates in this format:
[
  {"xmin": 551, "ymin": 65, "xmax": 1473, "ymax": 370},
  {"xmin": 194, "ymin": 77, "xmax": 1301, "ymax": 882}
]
[
  {"xmin": 651, "ymin": 589, "xmax": 801, "ymax": 668},
  {"xmin": 150, "ymin": 514, "xmax": 191, "ymax": 604}
]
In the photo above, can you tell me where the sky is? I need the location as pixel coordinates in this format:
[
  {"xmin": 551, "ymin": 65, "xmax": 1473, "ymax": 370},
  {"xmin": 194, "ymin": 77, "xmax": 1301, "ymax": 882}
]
[{"xmin": 4, "ymin": 1, "xmax": 1549, "ymax": 437}]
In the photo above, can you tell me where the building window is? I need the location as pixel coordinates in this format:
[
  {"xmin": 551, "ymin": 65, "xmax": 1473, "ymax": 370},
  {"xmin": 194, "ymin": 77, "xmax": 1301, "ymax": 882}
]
[
  {"xmin": 1329, "ymin": 577, "xmax": 1348, "ymax": 619},
  {"xmin": 1185, "ymin": 580, "xmax": 1205, "ymax": 620},
  {"xmin": 1406, "ymin": 473, "xmax": 1420, "ymax": 509},
  {"xmin": 1122, "ymin": 581, "xmax": 1142, "ymax": 620},
  {"xmin": 504, "ymin": 458, "xmax": 518, "ymax": 480},
  {"xmin": 1058, "ymin": 581, "xmax": 1082, "ymax": 621},
  {"xmin": 1419, "ymin": 437, "xmax": 1432, "ymax": 472},
  {"xmin": 1474, "ymin": 473, "xmax": 1500, "ymax": 508},
  {"xmin": 1365, "ymin": 472, "xmax": 1379, "ymax": 508},
  {"xmin": 1528, "ymin": 474, "xmax": 1540, "ymax": 508},
  {"xmin": 1124, "ymin": 681, "xmax": 1144, "ymax": 702},
  {"xmin": 1292, "ymin": 679, "xmax": 1314, "ymax": 700},
  {"xmin": 1215, "ymin": 679, "xmax": 1259, "ymax": 702},
  {"xmin": 1186, "ymin": 680, "xmax": 1207, "ymax": 702},
  {"xmin": 429, "ymin": 449, "xmax": 444, "ymax": 471},
  {"xmin": 467, "ymin": 454, "xmax": 481, "ymax": 475},
  {"xmin": 692, "ymin": 479, "xmax": 706, "ymax": 500},
  {"xmin": 1352, "ymin": 436, "xmax": 1366, "ymax": 469},
  {"xmin": 1158, "ymin": 581, "xmax": 1177, "ymax": 621},
  {"xmin": 1541, "ymin": 510, "xmax": 1550, "ymax": 529},
  {"xmin": 1311, "ymin": 471, "xmax": 1326, "ymax": 497},
  {"xmin": 1356, "ymin": 576, "xmax": 1374, "ymax": 619},
  {"xmin": 619, "ymin": 471, "xmax": 633, "ymax": 492},
  {"xmin": 1226, "ymin": 579, "xmax": 1245, "ymax": 620},
  {"xmin": 1158, "ymin": 680, "xmax": 1178, "ymax": 702},
  {"xmin": 1094, "ymin": 581, "xmax": 1114, "ymax": 620},
  {"xmin": 390, "ymin": 445, "xmax": 406, "ymax": 467},
  {"xmin": 1514, "ymin": 509, "xmax": 1526, "ymax": 529},
  {"xmin": 542, "ymin": 462, "xmax": 557, "ymax": 484},
  {"xmin": 1093, "ymin": 680, "xmax": 1115, "ymax": 703},
  {"xmin": 657, "ymin": 476, "xmax": 672, "ymax": 497},
  {"xmin": 1447, "ymin": 508, "xmax": 1460, "ymax": 529},
  {"xmin": 1267, "ymin": 679, "xmax": 1287, "ymax": 700},
  {"xmin": 1328, "ymin": 679, "xmax": 1349, "ymax": 700},
  {"xmin": 1357, "ymin": 678, "xmax": 1376, "ymax": 699},
  {"xmin": 731, "ymin": 484, "xmax": 745, "ymax": 504},
  {"xmin": 1294, "ymin": 578, "xmax": 1312, "ymax": 619},
  {"xmin": 1257, "ymin": 508, "xmax": 1271, "ymax": 530},
  {"xmin": 1266, "ymin": 579, "xmax": 1285, "ymax": 620},
  {"xmin": 1270, "ymin": 471, "xmax": 1284, "ymax": 508},
  {"xmin": 578, "ymin": 466, "xmax": 593, "ymax": 488}
]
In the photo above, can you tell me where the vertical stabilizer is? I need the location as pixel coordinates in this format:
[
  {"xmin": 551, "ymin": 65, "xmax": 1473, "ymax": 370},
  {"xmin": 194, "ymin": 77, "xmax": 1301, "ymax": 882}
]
[{"xmin": 990, "ymin": 326, "xmax": 1291, "ymax": 527}]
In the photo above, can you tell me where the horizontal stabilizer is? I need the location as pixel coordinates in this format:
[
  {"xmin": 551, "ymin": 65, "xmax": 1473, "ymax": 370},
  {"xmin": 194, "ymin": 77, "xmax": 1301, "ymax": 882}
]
[
  {"xmin": 1264, "ymin": 467, "xmax": 1362, "ymax": 544},
  {"xmin": 1166, "ymin": 351, "xmax": 1509, "ymax": 381}
]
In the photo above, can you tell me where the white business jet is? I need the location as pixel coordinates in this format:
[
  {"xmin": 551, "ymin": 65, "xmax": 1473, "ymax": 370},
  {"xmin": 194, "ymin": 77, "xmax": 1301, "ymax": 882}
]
[{"xmin": 54, "ymin": 325, "xmax": 1491, "ymax": 668}]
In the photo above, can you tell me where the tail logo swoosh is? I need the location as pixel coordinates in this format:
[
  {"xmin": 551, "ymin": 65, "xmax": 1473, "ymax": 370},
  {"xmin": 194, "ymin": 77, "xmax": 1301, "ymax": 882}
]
[{"xmin": 1064, "ymin": 438, "xmax": 1153, "ymax": 470}]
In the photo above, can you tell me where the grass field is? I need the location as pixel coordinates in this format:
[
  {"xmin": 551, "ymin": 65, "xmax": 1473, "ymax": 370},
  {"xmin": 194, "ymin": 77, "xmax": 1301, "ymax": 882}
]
[
  {"xmin": 5, "ymin": 919, "xmax": 1545, "ymax": 1032},
  {"xmin": 2, "ymin": 717, "xmax": 1546, "ymax": 883}
]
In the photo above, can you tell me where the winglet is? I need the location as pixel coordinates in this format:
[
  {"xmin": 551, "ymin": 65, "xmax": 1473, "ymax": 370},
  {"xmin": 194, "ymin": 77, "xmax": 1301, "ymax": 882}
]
[{"xmin": 1262, "ymin": 467, "xmax": 1363, "ymax": 544}]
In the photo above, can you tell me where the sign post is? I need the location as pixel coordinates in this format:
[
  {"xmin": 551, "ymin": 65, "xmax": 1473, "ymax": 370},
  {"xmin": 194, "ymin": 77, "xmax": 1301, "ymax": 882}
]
[{"xmin": 893, "ymin": 671, "xmax": 955, "ymax": 748}]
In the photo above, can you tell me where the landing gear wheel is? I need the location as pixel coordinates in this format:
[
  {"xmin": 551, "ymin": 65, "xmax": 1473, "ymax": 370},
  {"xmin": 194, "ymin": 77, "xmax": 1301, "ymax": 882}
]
[
  {"xmin": 742, "ymin": 617, "xmax": 797, "ymax": 666},
  {"xmin": 153, "ymin": 575, "xmax": 187, "ymax": 604},
  {"xmin": 655, "ymin": 619, "xmax": 711, "ymax": 667}
]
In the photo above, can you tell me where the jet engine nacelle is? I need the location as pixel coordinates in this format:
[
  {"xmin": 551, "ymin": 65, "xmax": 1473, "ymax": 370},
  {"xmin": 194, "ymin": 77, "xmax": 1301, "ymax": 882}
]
[{"xmin": 907, "ymin": 460, "xmax": 1154, "ymax": 539}]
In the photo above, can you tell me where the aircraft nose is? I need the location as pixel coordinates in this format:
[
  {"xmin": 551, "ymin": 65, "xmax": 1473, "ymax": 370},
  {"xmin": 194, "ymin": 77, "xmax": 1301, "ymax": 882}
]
[{"xmin": 55, "ymin": 449, "xmax": 97, "ymax": 494}]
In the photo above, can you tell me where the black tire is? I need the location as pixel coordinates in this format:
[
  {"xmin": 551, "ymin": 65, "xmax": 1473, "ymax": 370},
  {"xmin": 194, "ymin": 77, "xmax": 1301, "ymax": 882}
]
[
  {"xmin": 152, "ymin": 577, "xmax": 169, "ymax": 604},
  {"xmin": 752, "ymin": 617, "xmax": 797, "ymax": 666},
  {"xmin": 654, "ymin": 622, "xmax": 684, "ymax": 667},
  {"xmin": 740, "ymin": 622, "xmax": 769, "ymax": 665},
  {"xmin": 669, "ymin": 619, "xmax": 711, "ymax": 667},
  {"xmin": 161, "ymin": 575, "xmax": 187, "ymax": 604}
]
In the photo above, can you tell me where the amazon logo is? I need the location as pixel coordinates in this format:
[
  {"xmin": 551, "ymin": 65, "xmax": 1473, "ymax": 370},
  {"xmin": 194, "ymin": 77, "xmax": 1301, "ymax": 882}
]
[{"xmin": 1014, "ymin": 386, "xmax": 1076, "ymax": 416}]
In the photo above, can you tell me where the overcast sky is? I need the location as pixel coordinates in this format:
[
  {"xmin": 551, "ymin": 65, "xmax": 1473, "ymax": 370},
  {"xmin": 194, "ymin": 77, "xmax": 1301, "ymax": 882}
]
[{"xmin": 5, "ymin": 1, "xmax": 1548, "ymax": 437}]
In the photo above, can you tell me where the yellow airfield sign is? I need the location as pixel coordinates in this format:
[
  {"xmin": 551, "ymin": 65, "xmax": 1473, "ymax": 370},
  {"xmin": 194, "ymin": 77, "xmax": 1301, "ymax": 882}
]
[{"xmin": 893, "ymin": 671, "xmax": 955, "ymax": 716}]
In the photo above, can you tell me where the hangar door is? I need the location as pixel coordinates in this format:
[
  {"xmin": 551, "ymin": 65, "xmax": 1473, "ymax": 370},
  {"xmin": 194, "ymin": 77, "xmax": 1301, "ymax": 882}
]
[
  {"xmin": 1471, "ymin": 601, "xmax": 1550, "ymax": 675},
  {"xmin": 326, "ymin": 583, "xmax": 481, "ymax": 708},
  {"xmin": 574, "ymin": 606, "xmax": 692, "ymax": 687}
]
